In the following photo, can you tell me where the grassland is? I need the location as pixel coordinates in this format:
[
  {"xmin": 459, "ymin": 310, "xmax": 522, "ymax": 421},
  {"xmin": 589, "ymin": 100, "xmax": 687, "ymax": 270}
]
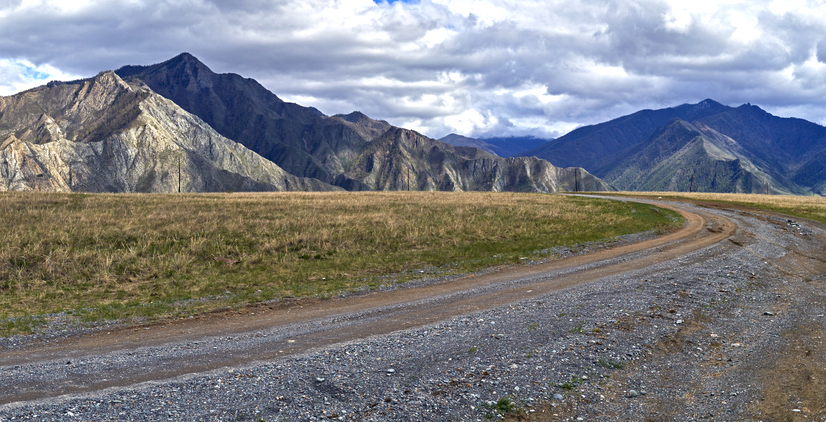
[
  {"xmin": 0, "ymin": 191, "xmax": 682, "ymax": 335},
  {"xmin": 614, "ymin": 192, "xmax": 826, "ymax": 225}
]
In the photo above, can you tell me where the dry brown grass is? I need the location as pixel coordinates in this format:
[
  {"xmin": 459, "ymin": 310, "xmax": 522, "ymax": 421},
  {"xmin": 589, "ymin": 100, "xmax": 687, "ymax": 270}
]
[{"xmin": 0, "ymin": 191, "xmax": 681, "ymax": 332}]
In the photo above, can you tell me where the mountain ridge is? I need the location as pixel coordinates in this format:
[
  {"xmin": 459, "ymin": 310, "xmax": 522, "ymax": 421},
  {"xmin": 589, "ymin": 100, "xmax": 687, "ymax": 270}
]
[
  {"xmin": 13, "ymin": 53, "xmax": 819, "ymax": 195},
  {"xmin": 523, "ymin": 99, "xmax": 826, "ymax": 194},
  {"xmin": 600, "ymin": 119, "xmax": 805, "ymax": 194},
  {"xmin": 523, "ymin": 99, "xmax": 733, "ymax": 170},
  {"xmin": 115, "ymin": 54, "xmax": 608, "ymax": 193}
]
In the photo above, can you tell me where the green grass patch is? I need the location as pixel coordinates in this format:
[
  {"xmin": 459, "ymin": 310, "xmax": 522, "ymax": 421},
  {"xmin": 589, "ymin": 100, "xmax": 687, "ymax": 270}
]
[
  {"xmin": 598, "ymin": 358, "xmax": 625, "ymax": 369},
  {"xmin": 0, "ymin": 191, "xmax": 682, "ymax": 335},
  {"xmin": 484, "ymin": 396, "xmax": 518, "ymax": 418},
  {"xmin": 554, "ymin": 375, "xmax": 584, "ymax": 391},
  {"xmin": 0, "ymin": 315, "xmax": 46, "ymax": 337},
  {"xmin": 570, "ymin": 321, "xmax": 585, "ymax": 334}
]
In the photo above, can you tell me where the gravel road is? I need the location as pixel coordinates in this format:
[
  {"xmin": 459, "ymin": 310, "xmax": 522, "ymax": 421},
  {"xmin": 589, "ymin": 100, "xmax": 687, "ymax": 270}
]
[{"xmin": 1, "ymin": 198, "xmax": 823, "ymax": 421}]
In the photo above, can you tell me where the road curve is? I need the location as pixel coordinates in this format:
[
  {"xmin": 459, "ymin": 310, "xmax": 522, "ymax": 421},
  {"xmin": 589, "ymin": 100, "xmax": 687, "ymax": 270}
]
[{"xmin": 0, "ymin": 198, "xmax": 736, "ymax": 405}]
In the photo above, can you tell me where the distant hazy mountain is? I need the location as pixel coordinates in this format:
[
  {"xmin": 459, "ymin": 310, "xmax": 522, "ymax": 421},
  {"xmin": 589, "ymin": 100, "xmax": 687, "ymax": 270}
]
[
  {"xmin": 116, "ymin": 53, "xmax": 608, "ymax": 193},
  {"xmin": 439, "ymin": 134, "xmax": 501, "ymax": 156},
  {"xmin": 524, "ymin": 99, "xmax": 826, "ymax": 194},
  {"xmin": 440, "ymin": 134, "xmax": 550, "ymax": 157},
  {"xmin": 0, "ymin": 71, "xmax": 337, "ymax": 192}
]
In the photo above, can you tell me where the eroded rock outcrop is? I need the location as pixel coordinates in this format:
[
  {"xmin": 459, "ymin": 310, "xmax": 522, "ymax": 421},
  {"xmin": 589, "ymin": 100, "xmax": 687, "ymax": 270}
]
[{"xmin": 0, "ymin": 72, "xmax": 338, "ymax": 192}]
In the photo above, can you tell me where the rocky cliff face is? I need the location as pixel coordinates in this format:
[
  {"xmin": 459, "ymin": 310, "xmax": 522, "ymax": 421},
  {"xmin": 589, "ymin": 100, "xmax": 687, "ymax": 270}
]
[{"xmin": 0, "ymin": 72, "xmax": 338, "ymax": 192}]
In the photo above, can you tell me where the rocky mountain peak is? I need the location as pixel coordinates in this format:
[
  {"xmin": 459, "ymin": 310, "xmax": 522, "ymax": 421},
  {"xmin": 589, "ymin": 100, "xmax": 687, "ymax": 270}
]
[
  {"xmin": 163, "ymin": 53, "xmax": 215, "ymax": 79},
  {"xmin": 115, "ymin": 52, "xmax": 220, "ymax": 95},
  {"xmin": 171, "ymin": 52, "xmax": 200, "ymax": 64},
  {"xmin": 92, "ymin": 70, "xmax": 132, "ymax": 91},
  {"xmin": 697, "ymin": 98, "xmax": 723, "ymax": 108}
]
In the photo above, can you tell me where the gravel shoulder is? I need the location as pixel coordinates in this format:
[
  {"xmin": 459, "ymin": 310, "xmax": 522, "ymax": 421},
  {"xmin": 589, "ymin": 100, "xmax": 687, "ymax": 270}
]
[{"xmin": 1, "ymin": 198, "xmax": 822, "ymax": 421}]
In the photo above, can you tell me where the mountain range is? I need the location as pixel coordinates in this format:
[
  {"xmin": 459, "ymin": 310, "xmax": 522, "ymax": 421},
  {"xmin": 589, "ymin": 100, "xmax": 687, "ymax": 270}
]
[
  {"xmin": 520, "ymin": 99, "xmax": 826, "ymax": 195},
  {"xmin": 0, "ymin": 53, "xmax": 608, "ymax": 193},
  {"xmin": 3, "ymin": 52, "xmax": 824, "ymax": 195},
  {"xmin": 113, "ymin": 53, "xmax": 607, "ymax": 193}
]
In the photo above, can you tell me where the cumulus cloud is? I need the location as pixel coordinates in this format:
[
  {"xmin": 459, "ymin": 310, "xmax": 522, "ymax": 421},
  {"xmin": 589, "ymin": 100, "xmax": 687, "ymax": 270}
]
[
  {"xmin": 1, "ymin": 0, "xmax": 825, "ymax": 137},
  {"xmin": 0, "ymin": 58, "xmax": 83, "ymax": 95}
]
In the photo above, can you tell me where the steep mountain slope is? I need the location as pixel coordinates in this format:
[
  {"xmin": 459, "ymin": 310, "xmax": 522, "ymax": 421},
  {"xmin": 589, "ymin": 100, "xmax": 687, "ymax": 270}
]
[
  {"xmin": 524, "ymin": 99, "xmax": 732, "ymax": 170},
  {"xmin": 0, "ymin": 72, "xmax": 337, "ymax": 192},
  {"xmin": 792, "ymin": 150, "xmax": 826, "ymax": 194},
  {"xmin": 116, "ymin": 54, "xmax": 385, "ymax": 190},
  {"xmin": 600, "ymin": 119, "xmax": 805, "ymax": 194},
  {"xmin": 695, "ymin": 104, "xmax": 826, "ymax": 189},
  {"xmin": 117, "ymin": 53, "xmax": 607, "ymax": 193},
  {"xmin": 440, "ymin": 134, "xmax": 549, "ymax": 158}
]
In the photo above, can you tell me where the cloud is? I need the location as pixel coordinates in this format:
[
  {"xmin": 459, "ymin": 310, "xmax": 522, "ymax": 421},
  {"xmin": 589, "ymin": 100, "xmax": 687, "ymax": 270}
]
[
  {"xmin": 0, "ymin": 58, "xmax": 83, "ymax": 95},
  {"xmin": 2, "ymin": 0, "xmax": 826, "ymax": 136}
]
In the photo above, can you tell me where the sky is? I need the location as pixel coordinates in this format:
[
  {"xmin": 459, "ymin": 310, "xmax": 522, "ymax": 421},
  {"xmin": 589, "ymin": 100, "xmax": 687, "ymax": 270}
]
[{"xmin": 1, "ymin": 0, "xmax": 825, "ymax": 139}]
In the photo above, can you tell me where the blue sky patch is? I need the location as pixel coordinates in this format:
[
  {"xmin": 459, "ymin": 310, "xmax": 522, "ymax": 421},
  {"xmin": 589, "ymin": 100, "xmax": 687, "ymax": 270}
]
[
  {"xmin": 27, "ymin": 69, "xmax": 50, "ymax": 81},
  {"xmin": 373, "ymin": 0, "xmax": 418, "ymax": 4}
]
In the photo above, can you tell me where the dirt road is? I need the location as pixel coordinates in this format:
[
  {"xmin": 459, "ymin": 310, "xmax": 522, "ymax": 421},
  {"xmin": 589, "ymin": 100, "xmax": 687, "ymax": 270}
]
[{"xmin": 1, "ymin": 197, "xmax": 822, "ymax": 421}]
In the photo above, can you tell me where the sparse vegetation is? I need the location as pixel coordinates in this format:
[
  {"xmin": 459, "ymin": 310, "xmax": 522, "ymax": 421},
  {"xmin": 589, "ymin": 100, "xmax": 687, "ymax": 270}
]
[
  {"xmin": 485, "ymin": 396, "xmax": 518, "ymax": 418},
  {"xmin": 0, "ymin": 315, "xmax": 46, "ymax": 336},
  {"xmin": 598, "ymin": 358, "xmax": 625, "ymax": 369},
  {"xmin": 570, "ymin": 321, "xmax": 585, "ymax": 334},
  {"xmin": 0, "ymin": 191, "xmax": 682, "ymax": 334},
  {"xmin": 554, "ymin": 376, "xmax": 583, "ymax": 391}
]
